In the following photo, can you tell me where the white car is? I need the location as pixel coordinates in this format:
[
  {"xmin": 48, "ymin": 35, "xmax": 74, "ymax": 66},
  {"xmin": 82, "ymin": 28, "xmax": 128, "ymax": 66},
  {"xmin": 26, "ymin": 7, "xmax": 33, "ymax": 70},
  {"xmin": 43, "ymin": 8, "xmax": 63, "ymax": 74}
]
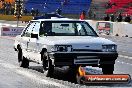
[{"xmin": 14, "ymin": 17, "xmax": 118, "ymax": 77}]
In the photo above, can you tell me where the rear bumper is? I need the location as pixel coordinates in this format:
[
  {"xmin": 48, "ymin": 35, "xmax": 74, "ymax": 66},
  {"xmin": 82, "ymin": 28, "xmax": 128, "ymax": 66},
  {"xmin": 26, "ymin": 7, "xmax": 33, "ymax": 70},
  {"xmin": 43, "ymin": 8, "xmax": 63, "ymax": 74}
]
[{"xmin": 49, "ymin": 52, "xmax": 118, "ymax": 66}]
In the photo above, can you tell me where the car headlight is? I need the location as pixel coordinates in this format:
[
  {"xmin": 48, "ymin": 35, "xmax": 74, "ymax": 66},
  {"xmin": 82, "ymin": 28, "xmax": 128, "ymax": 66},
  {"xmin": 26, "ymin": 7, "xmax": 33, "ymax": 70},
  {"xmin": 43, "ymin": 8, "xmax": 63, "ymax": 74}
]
[
  {"xmin": 51, "ymin": 45, "xmax": 72, "ymax": 52},
  {"xmin": 102, "ymin": 45, "xmax": 117, "ymax": 52}
]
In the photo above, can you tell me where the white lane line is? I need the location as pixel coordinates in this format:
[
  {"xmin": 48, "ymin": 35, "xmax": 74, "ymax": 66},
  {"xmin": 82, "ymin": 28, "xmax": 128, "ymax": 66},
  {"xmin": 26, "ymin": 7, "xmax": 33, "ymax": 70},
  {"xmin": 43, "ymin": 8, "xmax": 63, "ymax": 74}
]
[
  {"xmin": 120, "ymin": 51, "xmax": 132, "ymax": 53},
  {"xmin": 117, "ymin": 55, "xmax": 132, "ymax": 65},
  {"xmin": 0, "ymin": 62, "xmax": 68, "ymax": 88},
  {"xmin": 117, "ymin": 61, "xmax": 132, "ymax": 66},
  {"xmin": 119, "ymin": 55, "xmax": 132, "ymax": 60}
]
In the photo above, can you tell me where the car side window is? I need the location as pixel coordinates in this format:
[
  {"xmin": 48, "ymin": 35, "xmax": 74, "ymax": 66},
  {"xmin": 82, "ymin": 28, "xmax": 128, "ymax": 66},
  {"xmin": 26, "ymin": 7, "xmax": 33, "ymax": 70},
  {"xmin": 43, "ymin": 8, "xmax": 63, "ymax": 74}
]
[
  {"xmin": 32, "ymin": 22, "xmax": 40, "ymax": 34},
  {"xmin": 22, "ymin": 22, "xmax": 35, "ymax": 37},
  {"xmin": 21, "ymin": 23, "xmax": 31, "ymax": 37},
  {"xmin": 39, "ymin": 22, "xmax": 52, "ymax": 37},
  {"xmin": 76, "ymin": 23, "xmax": 86, "ymax": 35}
]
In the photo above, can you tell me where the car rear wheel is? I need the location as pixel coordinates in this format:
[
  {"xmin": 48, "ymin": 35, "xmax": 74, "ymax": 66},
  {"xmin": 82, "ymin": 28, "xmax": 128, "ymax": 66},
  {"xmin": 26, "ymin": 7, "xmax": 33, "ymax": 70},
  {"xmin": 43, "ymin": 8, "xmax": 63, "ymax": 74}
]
[{"xmin": 18, "ymin": 49, "xmax": 29, "ymax": 68}]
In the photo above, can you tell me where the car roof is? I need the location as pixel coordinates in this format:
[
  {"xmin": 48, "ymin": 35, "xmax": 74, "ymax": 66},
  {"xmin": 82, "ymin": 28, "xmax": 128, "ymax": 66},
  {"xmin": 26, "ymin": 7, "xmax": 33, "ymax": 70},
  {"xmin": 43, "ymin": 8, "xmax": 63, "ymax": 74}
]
[
  {"xmin": 33, "ymin": 13, "xmax": 65, "ymax": 20},
  {"xmin": 31, "ymin": 18, "xmax": 84, "ymax": 22}
]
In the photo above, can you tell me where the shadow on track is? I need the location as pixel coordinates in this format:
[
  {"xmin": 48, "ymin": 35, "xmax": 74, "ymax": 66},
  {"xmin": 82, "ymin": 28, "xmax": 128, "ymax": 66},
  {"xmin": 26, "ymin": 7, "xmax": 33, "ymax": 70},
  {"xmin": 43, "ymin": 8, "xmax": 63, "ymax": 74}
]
[
  {"xmin": 28, "ymin": 65, "xmax": 132, "ymax": 87},
  {"xmin": 28, "ymin": 66, "xmax": 76, "ymax": 83}
]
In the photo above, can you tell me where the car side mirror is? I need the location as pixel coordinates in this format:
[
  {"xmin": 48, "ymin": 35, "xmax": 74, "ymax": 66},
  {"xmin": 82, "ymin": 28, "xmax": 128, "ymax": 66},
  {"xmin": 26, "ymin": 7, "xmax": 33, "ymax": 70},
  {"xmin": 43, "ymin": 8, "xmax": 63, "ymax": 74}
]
[{"xmin": 31, "ymin": 33, "xmax": 38, "ymax": 39}]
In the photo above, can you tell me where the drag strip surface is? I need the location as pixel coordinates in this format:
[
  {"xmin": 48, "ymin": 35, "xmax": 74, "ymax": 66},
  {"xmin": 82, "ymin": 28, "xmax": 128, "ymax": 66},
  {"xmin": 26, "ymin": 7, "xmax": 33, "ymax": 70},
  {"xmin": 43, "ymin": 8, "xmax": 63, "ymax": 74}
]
[{"xmin": 0, "ymin": 36, "xmax": 132, "ymax": 88}]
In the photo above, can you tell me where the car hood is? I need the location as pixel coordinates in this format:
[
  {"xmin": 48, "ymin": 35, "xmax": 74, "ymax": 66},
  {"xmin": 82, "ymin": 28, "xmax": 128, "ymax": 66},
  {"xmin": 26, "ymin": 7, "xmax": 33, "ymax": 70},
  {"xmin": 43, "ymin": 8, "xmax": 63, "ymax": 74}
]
[{"xmin": 39, "ymin": 36, "xmax": 115, "ymax": 50}]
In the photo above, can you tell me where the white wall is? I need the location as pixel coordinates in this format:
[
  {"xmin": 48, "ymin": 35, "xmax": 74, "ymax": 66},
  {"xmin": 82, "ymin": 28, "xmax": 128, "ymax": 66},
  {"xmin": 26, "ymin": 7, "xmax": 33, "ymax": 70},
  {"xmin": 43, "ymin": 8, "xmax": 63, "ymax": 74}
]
[
  {"xmin": 125, "ymin": 24, "xmax": 132, "ymax": 37},
  {"xmin": 86, "ymin": 20, "xmax": 132, "ymax": 38}
]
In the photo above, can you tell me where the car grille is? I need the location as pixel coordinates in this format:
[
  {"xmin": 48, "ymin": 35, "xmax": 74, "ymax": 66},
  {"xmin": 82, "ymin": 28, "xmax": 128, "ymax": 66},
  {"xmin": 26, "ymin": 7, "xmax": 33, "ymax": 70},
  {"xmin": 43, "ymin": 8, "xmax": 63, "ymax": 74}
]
[{"xmin": 72, "ymin": 49, "xmax": 101, "ymax": 52}]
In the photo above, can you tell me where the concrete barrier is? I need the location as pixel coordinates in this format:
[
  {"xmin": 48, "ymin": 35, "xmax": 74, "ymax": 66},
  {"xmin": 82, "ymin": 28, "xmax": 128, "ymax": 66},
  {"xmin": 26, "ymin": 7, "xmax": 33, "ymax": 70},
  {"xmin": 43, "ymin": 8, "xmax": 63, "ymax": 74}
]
[
  {"xmin": 0, "ymin": 22, "xmax": 25, "ymax": 37},
  {"xmin": 86, "ymin": 20, "xmax": 132, "ymax": 38},
  {"xmin": 113, "ymin": 22, "xmax": 124, "ymax": 36},
  {"xmin": 0, "ymin": 20, "xmax": 132, "ymax": 38},
  {"xmin": 0, "ymin": 25, "xmax": 24, "ymax": 36},
  {"xmin": 109, "ymin": 22, "xmax": 132, "ymax": 37},
  {"xmin": 1, "ymin": 27, "xmax": 24, "ymax": 36},
  {"xmin": 125, "ymin": 24, "xmax": 132, "ymax": 37}
]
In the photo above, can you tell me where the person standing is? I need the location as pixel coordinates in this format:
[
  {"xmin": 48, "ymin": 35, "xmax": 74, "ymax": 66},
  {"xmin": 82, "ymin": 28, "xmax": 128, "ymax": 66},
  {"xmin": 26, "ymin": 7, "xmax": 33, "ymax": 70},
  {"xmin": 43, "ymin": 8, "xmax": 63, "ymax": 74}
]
[
  {"xmin": 88, "ymin": 9, "xmax": 92, "ymax": 19},
  {"xmin": 117, "ymin": 13, "xmax": 122, "ymax": 22},
  {"xmin": 2, "ymin": 1, "xmax": 6, "ymax": 15},
  {"xmin": 35, "ymin": 9, "xmax": 39, "ymax": 16},
  {"xmin": 31, "ymin": 8, "xmax": 35, "ymax": 16},
  {"xmin": 110, "ymin": 14, "xmax": 115, "ymax": 22},
  {"xmin": 93, "ymin": 12, "xmax": 96, "ymax": 19},
  {"xmin": 56, "ymin": 8, "xmax": 62, "ymax": 15},
  {"xmin": 104, "ymin": 14, "xmax": 110, "ymax": 21},
  {"xmin": 124, "ymin": 14, "xmax": 131, "ymax": 23},
  {"xmin": 80, "ymin": 10, "xmax": 86, "ymax": 20},
  {"xmin": 23, "ymin": 8, "xmax": 28, "ymax": 15}
]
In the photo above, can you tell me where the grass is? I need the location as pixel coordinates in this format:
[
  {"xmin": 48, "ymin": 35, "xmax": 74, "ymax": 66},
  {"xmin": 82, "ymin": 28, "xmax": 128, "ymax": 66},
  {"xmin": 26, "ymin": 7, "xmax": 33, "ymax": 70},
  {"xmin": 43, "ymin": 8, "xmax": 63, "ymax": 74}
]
[{"xmin": 0, "ymin": 14, "xmax": 33, "ymax": 21}]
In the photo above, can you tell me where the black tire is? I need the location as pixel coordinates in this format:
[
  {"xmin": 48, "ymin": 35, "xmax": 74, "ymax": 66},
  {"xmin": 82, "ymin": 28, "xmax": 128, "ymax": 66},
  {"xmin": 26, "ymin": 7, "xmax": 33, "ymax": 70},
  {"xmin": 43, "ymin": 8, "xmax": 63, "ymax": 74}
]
[
  {"xmin": 18, "ymin": 49, "xmax": 29, "ymax": 68},
  {"xmin": 102, "ymin": 64, "xmax": 114, "ymax": 74},
  {"xmin": 76, "ymin": 73, "xmax": 85, "ymax": 84},
  {"xmin": 42, "ymin": 52, "xmax": 54, "ymax": 77},
  {"xmin": 68, "ymin": 66, "xmax": 79, "ymax": 83},
  {"xmin": 18, "ymin": 49, "xmax": 22, "ymax": 62}
]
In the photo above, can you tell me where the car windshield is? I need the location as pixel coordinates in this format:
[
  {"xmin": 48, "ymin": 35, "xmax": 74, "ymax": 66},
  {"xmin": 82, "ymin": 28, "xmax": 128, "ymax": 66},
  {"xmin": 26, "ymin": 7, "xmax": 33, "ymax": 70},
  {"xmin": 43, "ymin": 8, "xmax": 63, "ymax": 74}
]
[{"xmin": 39, "ymin": 21, "xmax": 98, "ymax": 36}]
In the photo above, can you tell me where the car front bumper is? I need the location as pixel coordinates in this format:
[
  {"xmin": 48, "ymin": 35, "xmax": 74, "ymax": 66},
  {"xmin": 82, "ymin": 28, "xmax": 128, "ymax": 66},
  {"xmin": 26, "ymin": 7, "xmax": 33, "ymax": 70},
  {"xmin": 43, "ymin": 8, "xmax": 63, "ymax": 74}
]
[{"xmin": 49, "ymin": 52, "xmax": 118, "ymax": 66}]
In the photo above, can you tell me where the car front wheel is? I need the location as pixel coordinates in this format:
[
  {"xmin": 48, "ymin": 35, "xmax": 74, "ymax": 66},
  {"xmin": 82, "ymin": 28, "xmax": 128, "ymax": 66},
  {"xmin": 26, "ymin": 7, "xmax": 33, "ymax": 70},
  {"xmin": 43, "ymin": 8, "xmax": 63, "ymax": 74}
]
[
  {"xmin": 42, "ymin": 52, "xmax": 54, "ymax": 77},
  {"xmin": 102, "ymin": 64, "xmax": 114, "ymax": 74}
]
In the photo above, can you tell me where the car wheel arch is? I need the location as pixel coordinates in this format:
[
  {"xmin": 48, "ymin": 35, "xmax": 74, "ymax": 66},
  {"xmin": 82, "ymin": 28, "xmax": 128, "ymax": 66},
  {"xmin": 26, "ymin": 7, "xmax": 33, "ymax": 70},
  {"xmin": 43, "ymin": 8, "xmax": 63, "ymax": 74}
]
[
  {"xmin": 17, "ymin": 44, "xmax": 21, "ymax": 49},
  {"xmin": 40, "ymin": 48, "xmax": 47, "ymax": 61}
]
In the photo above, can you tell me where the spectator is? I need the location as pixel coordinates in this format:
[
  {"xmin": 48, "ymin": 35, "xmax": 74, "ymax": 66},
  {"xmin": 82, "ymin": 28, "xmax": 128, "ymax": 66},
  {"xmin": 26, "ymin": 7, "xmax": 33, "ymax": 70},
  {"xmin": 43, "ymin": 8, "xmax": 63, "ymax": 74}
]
[
  {"xmin": 80, "ymin": 10, "xmax": 86, "ymax": 20},
  {"xmin": 35, "ymin": 9, "xmax": 39, "ymax": 16},
  {"xmin": 56, "ymin": 8, "xmax": 62, "ymax": 15},
  {"xmin": 5, "ymin": 2, "xmax": 9, "ymax": 15},
  {"xmin": 7, "ymin": 2, "xmax": 11, "ymax": 14},
  {"xmin": 11, "ymin": 6, "xmax": 14, "ymax": 15},
  {"xmin": 106, "ymin": 1, "xmax": 112, "ymax": 8},
  {"xmin": 88, "ymin": 9, "xmax": 92, "ymax": 19},
  {"xmin": 63, "ymin": 0, "xmax": 68, "ymax": 5},
  {"xmin": 31, "ymin": 8, "xmax": 35, "ymax": 16},
  {"xmin": 24, "ymin": 8, "xmax": 28, "ymax": 15},
  {"xmin": 93, "ymin": 12, "xmax": 96, "ymax": 19},
  {"xmin": 106, "ymin": 1, "xmax": 117, "ymax": 9},
  {"xmin": 104, "ymin": 14, "xmax": 110, "ymax": 21},
  {"xmin": 117, "ymin": 13, "xmax": 122, "ymax": 22},
  {"xmin": 124, "ymin": 14, "xmax": 131, "ymax": 23},
  {"xmin": 110, "ymin": 14, "xmax": 115, "ymax": 22},
  {"xmin": 2, "ymin": 1, "xmax": 6, "ymax": 14}
]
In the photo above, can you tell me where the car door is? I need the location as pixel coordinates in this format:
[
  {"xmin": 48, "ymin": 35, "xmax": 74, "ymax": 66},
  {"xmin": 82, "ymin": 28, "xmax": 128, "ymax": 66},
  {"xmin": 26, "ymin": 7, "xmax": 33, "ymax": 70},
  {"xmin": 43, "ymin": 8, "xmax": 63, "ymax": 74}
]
[
  {"xmin": 20, "ymin": 21, "xmax": 35, "ymax": 58},
  {"xmin": 28, "ymin": 21, "xmax": 41, "ymax": 62}
]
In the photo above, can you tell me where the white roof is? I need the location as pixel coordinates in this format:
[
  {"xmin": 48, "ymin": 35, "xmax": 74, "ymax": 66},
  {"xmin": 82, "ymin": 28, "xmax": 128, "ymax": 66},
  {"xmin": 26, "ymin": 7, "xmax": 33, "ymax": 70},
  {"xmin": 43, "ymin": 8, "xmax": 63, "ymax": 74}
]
[{"xmin": 31, "ymin": 18, "xmax": 83, "ymax": 22}]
